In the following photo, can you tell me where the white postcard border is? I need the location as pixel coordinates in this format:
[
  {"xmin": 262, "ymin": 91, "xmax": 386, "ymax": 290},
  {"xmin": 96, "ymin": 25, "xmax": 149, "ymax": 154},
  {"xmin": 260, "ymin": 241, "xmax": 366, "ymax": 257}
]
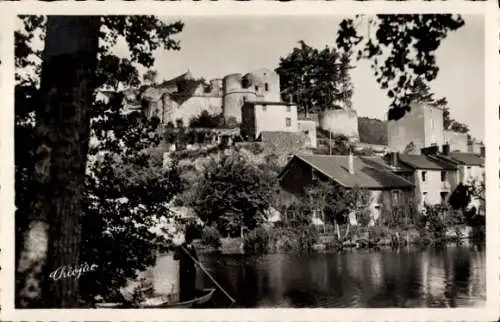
[{"xmin": 0, "ymin": 1, "xmax": 498, "ymax": 321}]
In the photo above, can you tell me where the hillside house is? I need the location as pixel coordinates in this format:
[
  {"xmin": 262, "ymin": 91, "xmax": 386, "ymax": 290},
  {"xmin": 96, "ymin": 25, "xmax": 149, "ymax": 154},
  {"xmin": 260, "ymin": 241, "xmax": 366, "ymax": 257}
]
[
  {"xmin": 434, "ymin": 146, "xmax": 485, "ymax": 185},
  {"xmin": 278, "ymin": 154, "xmax": 414, "ymax": 225},
  {"xmin": 391, "ymin": 148, "xmax": 459, "ymax": 208}
]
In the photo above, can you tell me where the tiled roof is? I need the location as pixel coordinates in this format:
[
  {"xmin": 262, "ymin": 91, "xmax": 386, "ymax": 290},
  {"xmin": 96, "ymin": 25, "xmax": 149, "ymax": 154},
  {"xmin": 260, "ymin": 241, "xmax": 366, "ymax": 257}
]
[
  {"xmin": 252, "ymin": 101, "xmax": 294, "ymax": 106},
  {"xmin": 440, "ymin": 153, "xmax": 484, "ymax": 166},
  {"xmin": 293, "ymin": 154, "xmax": 414, "ymax": 190},
  {"xmin": 397, "ymin": 154, "xmax": 457, "ymax": 170},
  {"xmin": 161, "ymin": 71, "xmax": 193, "ymax": 85},
  {"xmin": 366, "ymin": 156, "xmax": 414, "ymax": 173}
]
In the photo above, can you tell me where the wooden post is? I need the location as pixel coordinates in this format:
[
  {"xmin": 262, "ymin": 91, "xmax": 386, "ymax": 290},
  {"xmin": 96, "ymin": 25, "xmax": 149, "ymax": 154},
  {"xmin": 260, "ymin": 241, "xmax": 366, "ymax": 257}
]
[{"xmin": 329, "ymin": 131, "xmax": 332, "ymax": 155}]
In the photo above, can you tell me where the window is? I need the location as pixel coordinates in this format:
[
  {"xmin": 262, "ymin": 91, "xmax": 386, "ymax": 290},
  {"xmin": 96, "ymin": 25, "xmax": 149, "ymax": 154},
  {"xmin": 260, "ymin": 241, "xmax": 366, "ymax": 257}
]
[
  {"xmin": 255, "ymin": 85, "xmax": 259, "ymax": 91},
  {"xmin": 441, "ymin": 171, "xmax": 446, "ymax": 182},
  {"xmin": 422, "ymin": 192, "xmax": 428, "ymax": 204},
  {"xmin": 262, "ymin": 105, "xmax": 267, "ymax": 111},
  {"xmin": 285, "ymin": 117, "xmax": 291, "ymax": 127},
  {"xmin": 265, "ymin": 83, "xmax": 269, "ymax": 91},
  {"xmin": 421, "ymin": 171, "xmax": 427, "ymax": 182},
  {"xmin": 286, "ymin": 106, "xmax": 291, "ymax": 112},
  {"xmin": 392, "ymin": 190, "xmax": 400, "ymax": 205},
  {"xmin": 311, "ymin": 169, "xmax": 318, "ymax": 182}
]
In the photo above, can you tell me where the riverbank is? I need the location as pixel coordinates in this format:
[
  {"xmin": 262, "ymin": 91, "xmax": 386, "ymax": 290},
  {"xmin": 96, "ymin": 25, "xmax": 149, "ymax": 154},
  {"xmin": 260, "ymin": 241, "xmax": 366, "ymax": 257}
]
[{"xmin": 195, "ymin": 224, "xmax": 485, "ymax": 255}]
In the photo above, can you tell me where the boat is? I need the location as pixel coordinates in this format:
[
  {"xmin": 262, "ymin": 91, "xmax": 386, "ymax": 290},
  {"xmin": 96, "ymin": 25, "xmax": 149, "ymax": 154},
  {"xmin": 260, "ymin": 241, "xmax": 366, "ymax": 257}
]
[
  {"xmin": 95, "ymin": 288, "xmax": 216, "ymax": 309},
  {"xmin": 141, "ymin": 288, "xmax": 216, "ymax": 308}
]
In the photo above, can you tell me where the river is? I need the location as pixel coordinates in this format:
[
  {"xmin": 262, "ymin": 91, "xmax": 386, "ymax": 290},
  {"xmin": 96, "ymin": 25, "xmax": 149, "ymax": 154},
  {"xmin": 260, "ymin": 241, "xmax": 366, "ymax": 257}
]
[{"xmin": 191, "ymin": 244, "xmax": 486, "ymax": 308}]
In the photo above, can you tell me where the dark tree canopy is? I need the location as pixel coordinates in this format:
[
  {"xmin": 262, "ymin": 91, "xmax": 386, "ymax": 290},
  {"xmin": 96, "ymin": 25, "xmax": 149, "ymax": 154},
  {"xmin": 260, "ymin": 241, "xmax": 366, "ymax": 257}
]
[
  {"xmin": 191, "ymin": 153, "xmax": 277, "ymax": 237},
  {"xmin": 336, "ymin": 14, "xmax": 465, "ymax": 121},
  {"xmin": 394, "ymin": 76, "xmax": 469, "ymax": 133},
  {"xmin": 15, "ymin": 15, "xmax": 185, "ymax": 307},
  {"xmin": 276, "ymin": 41, "xmax": 354, "ymax": 115}
]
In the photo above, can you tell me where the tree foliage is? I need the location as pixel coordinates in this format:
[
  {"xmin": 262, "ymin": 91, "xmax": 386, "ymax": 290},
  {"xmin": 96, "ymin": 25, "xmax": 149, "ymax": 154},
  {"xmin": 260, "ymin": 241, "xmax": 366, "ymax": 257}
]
[
  {"xmin": 401, "ymin": 77, "xmax": 469, "ymax": 133},
  {"xmin": 15, "ymin": 15, "xmax": 184, "ymax": 307},
  {"xmin": 81, "ymin": 111, "xmax": 183, "ymax": 303},
  {"xmin": 305, "ymin": 180, "xmax": 371, "ymax": 227},
  {"xmin": 142, "ymin": 69, "xmax": 158, "ymax": 85},
  {"xmin": 336, "ymin": 15, "xmax": 465, "ymax": 120},
  {"xmin": 276, "ymin": 41, "xmax": 354, "ymax": 115},
  {"xmin": 191, "ymin": 152, "xmax": 277, "ymax": 237}
]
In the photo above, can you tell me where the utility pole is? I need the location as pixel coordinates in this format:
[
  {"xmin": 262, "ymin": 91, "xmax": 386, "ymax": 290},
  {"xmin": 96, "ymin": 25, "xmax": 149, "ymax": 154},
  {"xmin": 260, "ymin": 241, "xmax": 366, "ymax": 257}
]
[{"xmin": 329, "ymin": 130, "xmax": 332, "ymax": 155}]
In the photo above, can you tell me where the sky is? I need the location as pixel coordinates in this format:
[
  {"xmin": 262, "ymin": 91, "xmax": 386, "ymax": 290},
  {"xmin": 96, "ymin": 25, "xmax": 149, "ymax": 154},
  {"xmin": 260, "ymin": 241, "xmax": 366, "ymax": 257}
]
[{"xmin": 121, "ymin": 15, "xmax": 484, "ymax": 141}]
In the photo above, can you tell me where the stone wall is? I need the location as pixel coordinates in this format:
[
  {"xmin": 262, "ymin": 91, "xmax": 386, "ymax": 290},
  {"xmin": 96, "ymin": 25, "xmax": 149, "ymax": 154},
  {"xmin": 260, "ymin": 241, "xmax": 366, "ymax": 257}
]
[
  {"xmin": 444, "ymin": 130, "xmax": 468, "ymax": 152},
  {"xmin": 388, "ymin": 102, "xmax": 427, "ymax": 153},
  {"xmin": 260, "ymin": 132, "xmax": 311, "ymax": 166},
  {"xmin": 297, "ymin": 120, "xmax": 317, "ymax": 149},
  {"xmin": 162, "ymin": 96, "xmax": 222, "ymax": 127}
]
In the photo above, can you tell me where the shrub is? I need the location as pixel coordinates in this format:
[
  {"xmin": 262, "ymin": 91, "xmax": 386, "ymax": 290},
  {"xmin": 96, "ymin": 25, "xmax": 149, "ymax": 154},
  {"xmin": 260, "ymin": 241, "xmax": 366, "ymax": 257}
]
[
  {"xmin": 268, "ymin": 226, "xmax": 319, "ymax": 253},
  {"xmin": 201, "ymin": 225, "xmax": 222, "ymax": 249},
  {"xmin": 189, "ymin": 111, "xmax": 224, "ymax": 129},
  {"xmin": 470, "ymin": 225, "xmax": 485, "ymax": 243},
  {"xmin": 367, "ymin": 225, "xmax": 391, "ymax": 243},
  {"xmin": 244, "ymin": 227, "xmax": 270, "ymax": 254},
  {"xmin": 224, "ymin": 116, "xmax": 239, "ymax": 129},
  {"xmin": 419, "ymin": 205, "xmax": 447, "ymax": 242},
  {"xmin": 244, "ymin": 142, "xmax": 265, "ymax": 155},
  {"xmin": 296, "ymin": 225, "xmax": 319, "ymax": 251}
]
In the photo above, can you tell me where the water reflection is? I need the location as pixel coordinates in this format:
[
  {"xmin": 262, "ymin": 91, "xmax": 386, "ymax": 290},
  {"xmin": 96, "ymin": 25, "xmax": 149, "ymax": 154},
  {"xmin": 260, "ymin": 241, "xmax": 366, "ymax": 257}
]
[{"xmin": 167, "ymin": 245, "xmax": 486, "ymax": 308}]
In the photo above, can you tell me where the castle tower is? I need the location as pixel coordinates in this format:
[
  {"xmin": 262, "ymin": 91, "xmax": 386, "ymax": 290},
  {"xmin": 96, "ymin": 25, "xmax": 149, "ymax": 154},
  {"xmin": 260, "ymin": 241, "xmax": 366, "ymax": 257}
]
[
  {"xmin": 243, "ymin": 68, "xmax": 281, "ymax": 102},
  {"xmin": 223, "ymin": 73, "xmax": 256, "ymax": 124},
  {"xmin": 387, "ymin": 102, "xmax": 444, "ymax": 154}
]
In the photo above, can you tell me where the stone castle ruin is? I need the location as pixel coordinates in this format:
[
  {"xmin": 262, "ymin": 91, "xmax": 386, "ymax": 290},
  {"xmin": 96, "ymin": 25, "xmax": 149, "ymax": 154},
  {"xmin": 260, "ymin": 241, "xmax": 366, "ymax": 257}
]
[
  {"xmin": 110, "ymin": 68, "xmax": 476, "ymax": 155},
  {"xmin": 121, "ymin": 68, "xmax": 360, "ymax": 145}
]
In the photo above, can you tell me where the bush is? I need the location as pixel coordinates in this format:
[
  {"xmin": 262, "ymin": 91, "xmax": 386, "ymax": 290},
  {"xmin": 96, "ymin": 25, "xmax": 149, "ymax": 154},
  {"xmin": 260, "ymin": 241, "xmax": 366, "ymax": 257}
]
[
  {"xmin": 244, "ymin": 227, "xmax": 270, "ymax": 254},
  {"xmin": 189, "ymin": 111, "xmax": 225, "ymax": 129},
  {"xmin": 296, "ymin": 225, "xmax": 319, "ymax": 251},
  {"xmin": 470, "ymin": 225, "xmax": 485, "ymax": 243},
  {"xmin": 244, "ymin": 142, "xmax": 265, "ymax": 155},
  {"xmin": 201, "ymin": 225, "xmax": 222, "ymax": 249},
  {"xmin": 224, "ymin": 116, "xmax": 239, "ymax": 129},
  {"xmin": 418, "ymin": 205, "xmax": 447, "ymax": 242},
  {"xmin": 367, "ymin": 225, "xmax": 392, "ymax": 243}
]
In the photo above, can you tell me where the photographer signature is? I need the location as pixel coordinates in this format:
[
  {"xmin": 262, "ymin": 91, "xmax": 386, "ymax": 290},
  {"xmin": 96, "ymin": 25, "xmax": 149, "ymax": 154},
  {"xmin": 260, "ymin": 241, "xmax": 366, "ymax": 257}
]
[{"xmin": 49, "ymin": 262, "xmax": 98, "ymax": 281}]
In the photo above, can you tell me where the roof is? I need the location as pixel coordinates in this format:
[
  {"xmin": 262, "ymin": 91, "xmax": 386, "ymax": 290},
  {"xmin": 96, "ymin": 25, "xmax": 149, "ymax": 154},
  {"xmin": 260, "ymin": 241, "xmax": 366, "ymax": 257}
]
[
  {"xmin": 161, "ymin": 71, "xmax": 193, "ymax": 85},
  {"xmin": 397, "ymin": 154, "xmax": 457, "ymax": 170},
  {"xmin": 368, "ymin": 155, "xmax": 414, "ymax": 173},
  {"xmin": 439, "ymin": 153, "xmax": 484, "ymax": 166},
  {"xmin": 282, "ymin": 154, "xmax": 414, "ymax": 190},
  {"xmin": 251, "ymin": 101, "xmax": 295, "ymax": 106}
]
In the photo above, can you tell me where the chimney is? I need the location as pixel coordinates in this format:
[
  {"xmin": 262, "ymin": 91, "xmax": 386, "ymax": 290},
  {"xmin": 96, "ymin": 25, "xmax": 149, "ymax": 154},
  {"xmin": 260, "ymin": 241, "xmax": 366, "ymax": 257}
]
[
  {"xmin": 442, "ymin": 144, "xmax": 450, "ymax": 156},
  {"xmin": 390, "ymin": 152, "xmax": 398, "ymax": 167},
  {"xmin": 421, "ymin": 146, "xmax": 439, "ymax": 156},
  {"xmin": 480, "ymin": 146, "xmax": 485, "ymax": 158},
  {"xmin": 348, "ymin": 150, "xmax": 354, "ymax": 174}
]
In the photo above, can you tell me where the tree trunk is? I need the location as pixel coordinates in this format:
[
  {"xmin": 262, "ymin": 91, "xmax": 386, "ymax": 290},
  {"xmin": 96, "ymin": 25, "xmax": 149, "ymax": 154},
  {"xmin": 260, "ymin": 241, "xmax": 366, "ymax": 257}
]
[
  {"xmin": 343, "ymin": 223, "xmax": 351, "ymax": 240},
  {"xmin": 16, "ymin": 16, "xmax": 100, "ymax": 308},
  {"xmin": 334, "ymin": 218, "xmax": 341, "ymax": 240}
]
